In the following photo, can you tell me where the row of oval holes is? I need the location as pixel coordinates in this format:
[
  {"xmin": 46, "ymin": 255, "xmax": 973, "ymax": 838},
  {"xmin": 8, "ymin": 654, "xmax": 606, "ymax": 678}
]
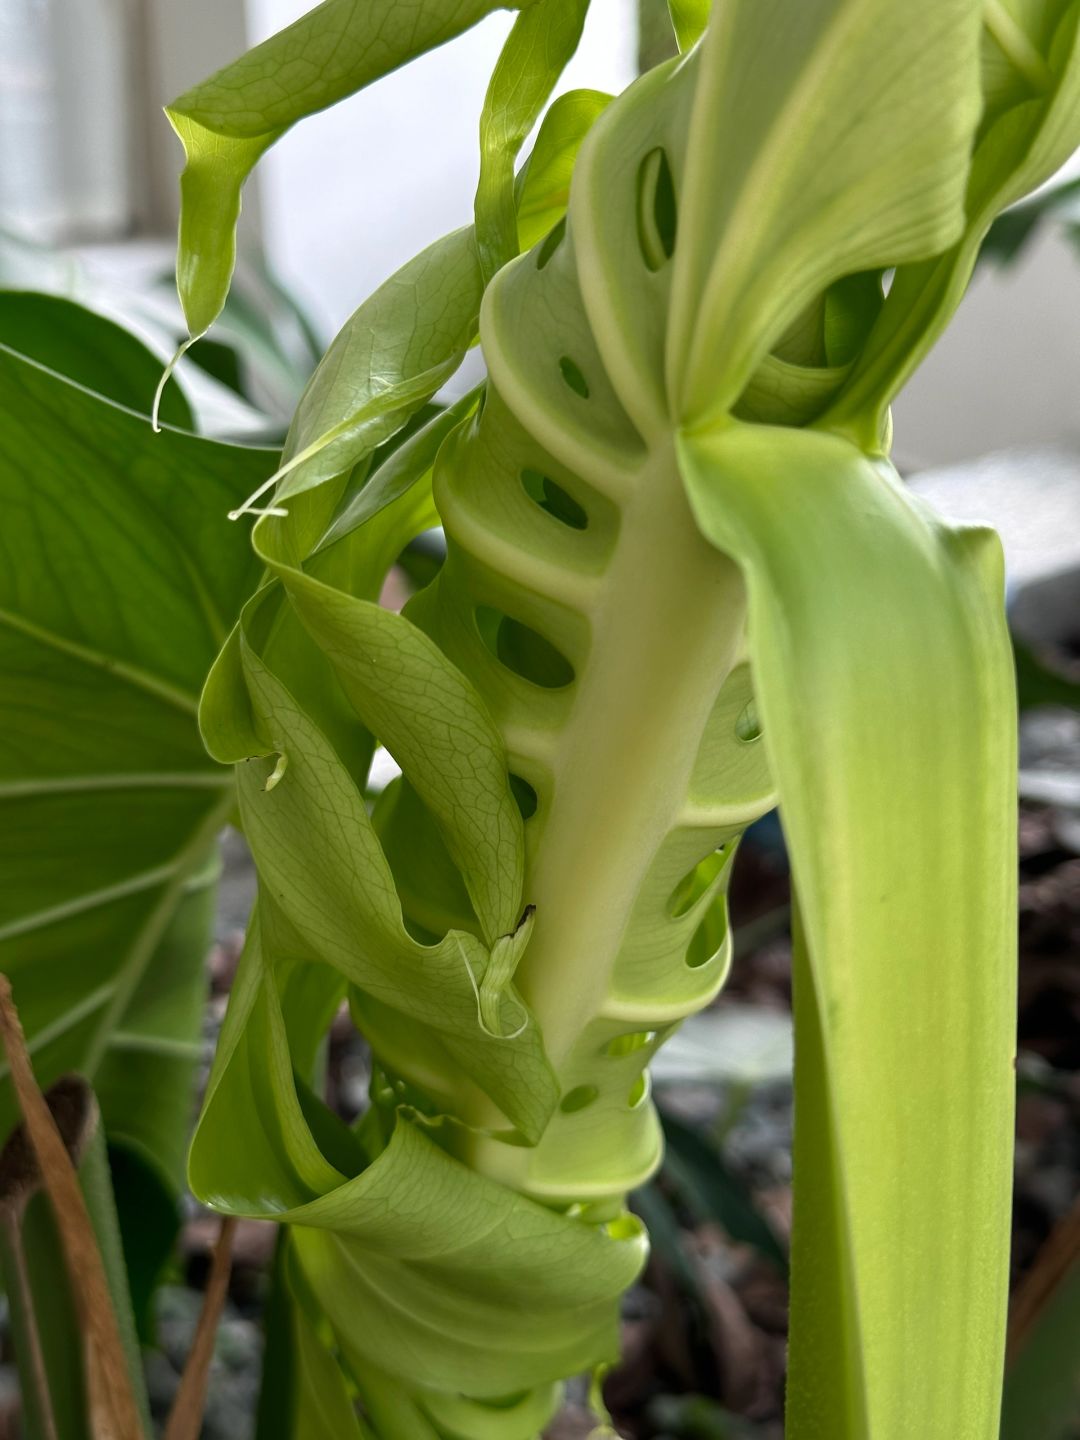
[
  {"xmin": 560, "ymin": 1072, "xmax": 649, "ymax": 1116},
  {"xmin": 554, "ymin": 852, "xmax": 732, "ymax": 1117},
  {"xmin": 538, "ymin": 147, "xmax": 677, "ymax": 409},
  {"xmin": 503, "ymin": 149, "xmax": 718, "ymax": 1125},
  {"xmin": 473, "ymin": 470, "xmax": 588, "ymax": 691},
  {"xmin": 561, "ymin": 1030, "xmax": 660, "ymax": 1114}
]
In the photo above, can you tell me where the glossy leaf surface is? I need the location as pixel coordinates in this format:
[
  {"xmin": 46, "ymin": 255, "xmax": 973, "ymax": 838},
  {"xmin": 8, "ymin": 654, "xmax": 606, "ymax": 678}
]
[{"xmin": 0, "ymin": 325, "xmax": 265, "ymax": 1198}]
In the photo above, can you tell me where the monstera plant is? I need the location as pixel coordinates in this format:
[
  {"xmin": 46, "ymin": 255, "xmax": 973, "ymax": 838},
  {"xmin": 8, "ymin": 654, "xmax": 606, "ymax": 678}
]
[{"xmin": 2, "ymin": 0, "xmax": 1079, "ymax": 1436}]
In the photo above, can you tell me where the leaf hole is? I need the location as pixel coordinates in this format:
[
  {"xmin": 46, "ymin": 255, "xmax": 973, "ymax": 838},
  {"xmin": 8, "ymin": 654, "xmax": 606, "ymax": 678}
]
[
  {"xmin": 627, "ymin": 1073, "xmax": 648, "ymax": 1108},
  {"xmin": 520, "ymin": 468, "xmax": 588, "ymax": 530},
  {"xmin": 735, "ymin": 699, "xmax": 762, "ymax": 743},
  {"xmin": 636, "ymin": 147, "xmax": 677, "ymax": 271},
  {"xmin": 605, "ymin": 1030, "xmax": 657, "ymax": 1058},
  {"xmin": 559, "ymin": 356, "xmax": 590, "ymax": 399},
  {"xmin": 536, "ymin": 217, "xmax": 566, "ymax": 270},
  {"xmin": 560, "ymin": 1084, "xmax": 599, "ymax": 1114},
  {"xmin": 686, "ymin": 904, "xmax": 728, "ymax": 970},
  {"xmin": 667, "ymin": 849, "xmax": 729, "ymax": 918},
  {"xmin": 509, "ymin": 773, "xmax": 538, "ymax": 821},
  {"xmin": 475, "ymin": 606, "xmax": 575, "ymax": 689}
]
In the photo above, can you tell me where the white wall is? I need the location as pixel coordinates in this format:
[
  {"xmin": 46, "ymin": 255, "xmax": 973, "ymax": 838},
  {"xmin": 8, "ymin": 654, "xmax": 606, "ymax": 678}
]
[{"xmin": 893, "ymin": 231, "xmax": 1080, "ymax": 471}]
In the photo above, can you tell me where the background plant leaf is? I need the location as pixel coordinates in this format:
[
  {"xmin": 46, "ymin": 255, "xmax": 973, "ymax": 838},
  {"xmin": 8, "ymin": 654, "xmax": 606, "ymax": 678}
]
[
  {"xmin": 659, "ymin": 1108, "xmax": 788, "ymax": 1274},
  {"xmin": 0, "ymin": 318, "xmax": 267, "ymax": 1224},
  {"xmin": 0, "ymin": 290, "xmax": 192, "ymax": 428},
  {"xmin": 1001, "ymin": 1249, "xmax": 1080, "ymax": 1439}
]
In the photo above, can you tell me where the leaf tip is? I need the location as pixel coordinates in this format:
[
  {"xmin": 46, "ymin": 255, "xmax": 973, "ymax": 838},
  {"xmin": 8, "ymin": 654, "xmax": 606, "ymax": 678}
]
[{"xmin": 152, "ymin": 336, "xmax": 198, "ymax": 433}]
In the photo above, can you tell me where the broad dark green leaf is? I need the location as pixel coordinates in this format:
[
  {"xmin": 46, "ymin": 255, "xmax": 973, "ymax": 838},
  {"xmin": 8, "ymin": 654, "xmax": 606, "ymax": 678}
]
[
  {"xmin": 0, "ymin": 291, "xmax": 192, "ymax": 427},
  {"xmin": 0, "ymin": 334, "xmax": 267, "ymax": 1196}
]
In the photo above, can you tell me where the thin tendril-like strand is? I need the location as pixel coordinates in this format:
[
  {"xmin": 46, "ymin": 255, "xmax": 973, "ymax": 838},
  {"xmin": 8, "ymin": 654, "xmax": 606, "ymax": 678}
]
[{"xmin": 152, "ymin": 336, "xmax": 198, "ymax": 433}]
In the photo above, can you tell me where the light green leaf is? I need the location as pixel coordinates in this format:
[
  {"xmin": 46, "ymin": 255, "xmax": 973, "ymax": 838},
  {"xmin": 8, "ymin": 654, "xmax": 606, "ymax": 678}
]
[
  {"xmin": 0, "ymin": 333, "xmax": 266, "ymax": 1196},
  {"xmin": 254, "ymin": 1235, "xmax": 374, "ymax": 1440},
  {"xmin": 679, "ymin": 421, "xmax": 1016, "ymax": 1440},
  {"xmin": 261, "ymin": 585, "xmax": 525, "ymax": 942},
  {"xmin": 474, "ymin": 0, "xmax": 590, "ymax": 279},
  {"xmin": 515, "ymin": 88, "xmax": 612, "ymax": 251},
  {"xmin": 166, "ymin": 0, "xmax": 521, "ymax": 337},
  {"xmin": 824, "ymin": 0, "xmax": 1080, "ymax": 444},
  {"xmin": 667, "ymin": 0, "xmax": 710, "ymax": 51},
  {"xmin": 237, "ymin": 227, "xmax": 484, "ymax": 514},
  {"xmin": 315, "ymin": 389, "xmax": 478, "ymax": 558},
  {"xmin": 189, "ymin": 920, "xmax": 643, "ymax": 1407},
  {"xmin": 232, "ymin": 77, "xmax": 615, "ymax": 521},
  {"xmin": 200, "ymin": 563, "xmax": 556, "ymax": 1142},
  {"xmin": 666, "ymin": 0, "xmax": 985, "ymax": 427}
]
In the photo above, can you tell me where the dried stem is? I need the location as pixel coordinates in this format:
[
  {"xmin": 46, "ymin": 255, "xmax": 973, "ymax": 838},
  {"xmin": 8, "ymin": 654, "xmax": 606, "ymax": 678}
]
[
  {"xmin": 163, "ymin": 1216, "xmax": 238, "ymax": 1440},
  {"xmin": 0, "ymin": 975, "xmax": 144, "ymax": 1440}
]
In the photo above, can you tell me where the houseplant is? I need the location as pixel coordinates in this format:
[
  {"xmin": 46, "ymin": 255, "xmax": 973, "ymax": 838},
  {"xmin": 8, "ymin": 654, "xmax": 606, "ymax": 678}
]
[{"xmin": 3, "ymin": 0, "xmax": 1079, "ymax": 1435}]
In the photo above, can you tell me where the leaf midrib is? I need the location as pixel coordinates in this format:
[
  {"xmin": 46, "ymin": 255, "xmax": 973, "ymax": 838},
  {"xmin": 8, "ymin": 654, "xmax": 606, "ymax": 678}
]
[
  {"xmin": 0, "ymin": 604, "xmax": 200, "ymax": 717},
  {"xmin": 0, "ymin": 773, "xmax": 229, "ymax": 799}
]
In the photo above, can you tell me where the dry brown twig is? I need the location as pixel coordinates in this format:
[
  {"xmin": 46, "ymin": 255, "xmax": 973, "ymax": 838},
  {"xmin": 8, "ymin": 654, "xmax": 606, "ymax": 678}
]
[
  {"xmin": 163, "ymin": 1213, "xmax": 237, "ymax": 1440},
  {"xmin": 0, "ymin": 975, "xmax": 144, "ymax": 1440}
]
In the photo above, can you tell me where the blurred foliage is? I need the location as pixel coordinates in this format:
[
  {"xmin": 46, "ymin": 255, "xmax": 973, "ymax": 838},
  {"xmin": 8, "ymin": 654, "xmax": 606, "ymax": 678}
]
[
  {"xmin": 659, "ymin": 1110, "xmax": 787, "ymax": 1275},
  {"xmin": 1015, "ymin": 637, "xmax": 1080, "ymax": 711},
  {"xmin": 1001, "ymin": 1231, "xmax": 1080, "ymax": 1439},
  {"xmin": 980, "ymin": 175, "xmax": 1080, "ymax": 268}
]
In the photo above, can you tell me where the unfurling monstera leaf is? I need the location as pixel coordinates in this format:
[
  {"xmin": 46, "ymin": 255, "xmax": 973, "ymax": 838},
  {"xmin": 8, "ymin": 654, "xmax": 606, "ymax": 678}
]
[{"xmin": 165, "ymin": 1, "xmax": 1080, "ymax": 1436}]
